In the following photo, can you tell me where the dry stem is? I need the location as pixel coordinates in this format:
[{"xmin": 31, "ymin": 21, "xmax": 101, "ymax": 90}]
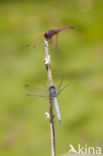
[{"xmin": 44, "ymin": 40, "xmax": 56, "ymax": 156}]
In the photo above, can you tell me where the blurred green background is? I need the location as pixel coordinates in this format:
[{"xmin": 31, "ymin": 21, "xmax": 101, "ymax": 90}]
[{"xmin": 0, "ymin": 0, "xmax": 103, "ymax": 156}]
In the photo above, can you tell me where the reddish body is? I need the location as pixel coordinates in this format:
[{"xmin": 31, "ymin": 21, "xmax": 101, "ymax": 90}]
[
  {"xmin": 44, "ymin": 26, "xmax": 74, "ymax": 39},
  {"xmin": 27, "ymin": 26, "xmax": 74, "ymax": 49}
]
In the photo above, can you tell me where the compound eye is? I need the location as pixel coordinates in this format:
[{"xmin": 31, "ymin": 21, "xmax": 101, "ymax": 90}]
[{"xmin": 44, "ymin": 33, "xmax": 49, "ymax": 38}]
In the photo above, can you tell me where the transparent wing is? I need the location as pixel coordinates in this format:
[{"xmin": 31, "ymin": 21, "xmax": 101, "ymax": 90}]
[
  {"xmin": 49, "ymin": 35, "xmax": 59, "ymax": 52},
  {"xmin": 24, "ymin": 84, "xmax": 48, "ymax": 93},
  {"xmin": 57, "ymin": 83, "xmax": 69, "ymax": 96},
  {"xmin": 26, "ymin": 94, "xmax": 48, "ymax": 99},
  {"xmin": 26, "ymin": 33, "xmax": 44, "ymax": 48},
  {"xmin": 56, "ymin": 78, "xmax": 64, "ymax": 93},
  {"xmin": 24, "ymin": 84, "xmax": 48, "ymax": 99}
]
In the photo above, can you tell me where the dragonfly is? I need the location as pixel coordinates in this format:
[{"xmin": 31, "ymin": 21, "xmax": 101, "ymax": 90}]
[
  {"xmin": 26, "ymin": 26, "xmax": 74, "ymax": 50},
  {"xmin": 25, "ymin": 79, "xmax": 69, "ymax": 123}
]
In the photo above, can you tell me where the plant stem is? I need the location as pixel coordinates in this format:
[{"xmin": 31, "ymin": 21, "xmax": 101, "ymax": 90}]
[{"xmin": 44, "ymin": 40, "xmax": 56, "ymax": 156}]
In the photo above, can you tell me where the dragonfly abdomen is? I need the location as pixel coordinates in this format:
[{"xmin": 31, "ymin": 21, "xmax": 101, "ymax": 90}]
[{"xmin": 53, "ymin": 97, "xmax": 61, "ymax": 123}]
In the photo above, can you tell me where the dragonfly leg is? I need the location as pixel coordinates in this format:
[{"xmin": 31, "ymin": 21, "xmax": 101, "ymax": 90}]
[{"xmin": 56, "ymin": 33, "xmax": 59, "ymax": 52}]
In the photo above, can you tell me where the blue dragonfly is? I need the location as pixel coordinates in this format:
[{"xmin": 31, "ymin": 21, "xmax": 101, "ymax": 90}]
[{"xmin": 25, "ymin": 79, "xmax": 69, "ymax": 123}]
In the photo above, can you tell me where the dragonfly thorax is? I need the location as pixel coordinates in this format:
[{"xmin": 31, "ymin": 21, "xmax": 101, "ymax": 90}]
[
  {"xmin": 44, "ymin": 30, "xmax": 56, "ymax": 39},
  {"xmin": 49, "ymin": 86, "xmax": 57, "ymax": 97}
]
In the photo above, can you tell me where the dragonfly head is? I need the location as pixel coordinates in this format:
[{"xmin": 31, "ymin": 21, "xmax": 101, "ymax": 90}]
[
  {"xmin": 49, "ymin": 85, "xmax": 55, "ymax": 90},
  {"xmin": 44, "ymin": 33, "xmax": 49, "ymax": 39}
]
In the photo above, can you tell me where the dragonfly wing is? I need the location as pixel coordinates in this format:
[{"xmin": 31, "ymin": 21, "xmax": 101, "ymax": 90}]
[
  {"xmin": 56, "ymin": 78, "xmax": 64, "ymax": 93},
  {"xmin": 24, "ymin": 84, "xmax": 48, "ymax": 93},
  {"xmin": 26, "ymin": 33, "xmax": 44, "ymax": 48},
  {"xmin": 57, "ymin": 83, "xmax": 69, "ymax": 96},
  {"xmin": 53, "ymin": 97, "xmax": 61, "ymax": 123},
  {"xmin": 25, "ymin": 84, "xmax": 49, "ymax": 99},
  {"xmin": 49, "ymin": 35, "xmax": 59, "ymax": 52},
  {"xmin": 26, "ymin": 94, "xmax": 48, "ymax": 99}
]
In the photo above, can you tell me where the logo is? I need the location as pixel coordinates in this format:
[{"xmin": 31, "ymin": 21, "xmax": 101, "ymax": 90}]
[{"xmin": 69, "ymin": 144, "xmax": 102, "ymax": 155}]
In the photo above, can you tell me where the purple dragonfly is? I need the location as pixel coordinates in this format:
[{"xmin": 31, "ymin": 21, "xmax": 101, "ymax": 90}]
[
  {"xmin": 26, "ymin": 26, "xmax": 74, "ymax": 50},
  {"xmin": 25, "ymin": 79, "xmax": 69, "ymax": 122}
]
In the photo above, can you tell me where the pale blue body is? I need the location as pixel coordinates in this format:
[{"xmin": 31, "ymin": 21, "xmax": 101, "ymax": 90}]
[{"xmin": 53, "ymin": 97, "xmax": 61, "ymax": 122}]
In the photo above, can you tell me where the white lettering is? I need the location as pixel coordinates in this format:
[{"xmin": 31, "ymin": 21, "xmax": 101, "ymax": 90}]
[{"xmin": 69, "ymin": 144, "xmax": 102, "ymax": 155}]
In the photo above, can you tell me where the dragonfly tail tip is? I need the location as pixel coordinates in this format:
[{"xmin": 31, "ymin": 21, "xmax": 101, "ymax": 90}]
[
  {"xmin": 59, "ymin": 119, "xmax": 61, "ymax": 123},
  {"xmin": 71, "ymin": 26, "xmax": 75, "ymax": 29}
]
